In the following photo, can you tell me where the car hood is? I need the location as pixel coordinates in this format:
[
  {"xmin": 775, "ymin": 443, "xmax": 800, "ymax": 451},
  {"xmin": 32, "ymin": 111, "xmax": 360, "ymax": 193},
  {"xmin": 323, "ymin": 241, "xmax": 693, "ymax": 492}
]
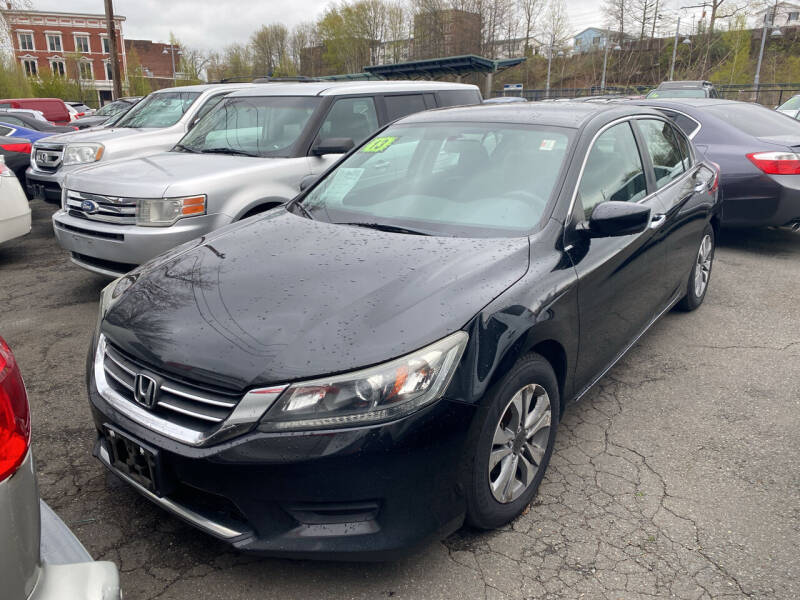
[
  {"xmin": 102, "ymin": 210, "xmax": 530, "ymax": 391},
  {"xmin": 67, "ymin": 152, "xmax": 281, "ymax": 198},
  {"xmin": 37, "ymin": 127, "xmax": 162, "ymax": 145}
]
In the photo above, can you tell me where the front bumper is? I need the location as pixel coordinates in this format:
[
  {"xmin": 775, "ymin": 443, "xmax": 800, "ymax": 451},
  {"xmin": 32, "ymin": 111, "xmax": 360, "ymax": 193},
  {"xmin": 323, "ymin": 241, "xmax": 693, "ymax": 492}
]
[
  {"xmin": 26, "ymin": 167, "xmax": 66, "ymax": 203},
  {"xmin": 52, "ymin": 209, "xmax": 232, "ymax": 277},
  {"xmin": 88, "ymin": 372, "xmax": 477, "ymax": 560}
]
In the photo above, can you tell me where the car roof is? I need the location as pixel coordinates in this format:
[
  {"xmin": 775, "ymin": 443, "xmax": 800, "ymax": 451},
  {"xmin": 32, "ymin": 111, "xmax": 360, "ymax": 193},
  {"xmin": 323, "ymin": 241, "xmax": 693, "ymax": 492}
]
[
  {"xmin": 630, "ymin": 98, "xmax": 741, "ymax": 110},
  {"xmin": 226, "ymin": 80, "xmax": 479, "ymax": 98},
  {"xmin": 151, "ymin": 83, "xmax": 256, "ymax": 94},
  {"xmin": 397, "ymin": 101, "xmax": 663, "ymax": 129},
  {"xmin": 656, "ymin": 80, "xmax": 714, "ymax": 89}
]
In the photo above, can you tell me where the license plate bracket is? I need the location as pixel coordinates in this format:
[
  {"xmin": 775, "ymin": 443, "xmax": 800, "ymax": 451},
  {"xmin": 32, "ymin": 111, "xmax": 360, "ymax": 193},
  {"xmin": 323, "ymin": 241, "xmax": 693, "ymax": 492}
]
[{"xmin": 103, "ymin": 425, "xmax": 170, "ymax": 496}]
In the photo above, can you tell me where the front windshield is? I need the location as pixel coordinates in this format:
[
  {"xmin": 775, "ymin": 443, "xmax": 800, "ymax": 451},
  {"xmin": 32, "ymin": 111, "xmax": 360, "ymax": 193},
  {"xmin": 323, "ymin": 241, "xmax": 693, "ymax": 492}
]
[
  {"xmin": 177, "ymin": 96, "xmax": 320, "ymax": 157},
  {"xmin": 114, "ymin": 91, "xmax": 200, "ymax": 128},
  {"xmin": 299, "ymin": 123, "xmax": 573, "ymax": 237},
  {"xmin": 96, "ymin": 100, "xmax": 129, "ymax": 117},
  {"xmin": 779, "ymin": 96, "xmax": 800, "ymax": 110},
  {"xmin": 647, "ymin": 89, "xmax": 706, "ymax": 99}
]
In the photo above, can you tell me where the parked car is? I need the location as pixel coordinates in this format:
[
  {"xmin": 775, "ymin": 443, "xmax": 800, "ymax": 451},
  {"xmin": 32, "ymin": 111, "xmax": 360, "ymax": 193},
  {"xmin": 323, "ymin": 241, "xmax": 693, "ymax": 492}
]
[
  {"xmin": 632, "ymin": 98, "xmax": 800, "ymax": 228},
  {"xmin": 646, "ymin": 80, "xmax": 719, "ymax": 99},
  {"xmin": 54, "ymin": 81, "xmax": 482, "ymax": 277},
  {"xmin": 75, "ymin": 97, "xmax": 141, "ymax": 130},
  {"xmin": 0, "ymin": 336, "xmax": 121, "ymax": 599},
  {"xmin": 86, "ymin": 102, "xmax": 719, "ymax": 559},
  {"xmin": 27, "ymin": 84, "xmax": 253, "ymax": 203},
  {"xmin": 0, "ymin": 121, "xmax": 58, "ymax": 145},
  {"xmin": 66, "ymin": 101, "xmax": 95, "ymax": 118},
  {"xmin": 0, "ymin": 135, "xmax": 33, "ymax": 180},
  {"xmin": 776, "ymin": 94, "xmax": 800, "ymax": 120},
  {"xmin": 0, "ymin": 157, "xmax": 31, "ymax": 244},
  {"xmin": 0, "ymin": 111, "xmax": 75, "ymax": 134},
  {"xmin": 0, "ymin": 98, "xmax": 72, "ymax": 125}
]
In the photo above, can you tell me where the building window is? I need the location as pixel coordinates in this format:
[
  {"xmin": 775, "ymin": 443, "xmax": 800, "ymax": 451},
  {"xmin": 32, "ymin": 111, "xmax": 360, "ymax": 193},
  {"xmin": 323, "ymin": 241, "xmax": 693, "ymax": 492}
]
[
  {"xmin": 592, "ymin": 35, "xmax": 601, "ymax": 46},
  {"xmin": 102, "ymin": 37, "xmax": 110, "ymax": 53},
  {"xmin": 47, "ymin": 34, "xmax": 62, "ymax": 52},
  {"xmin": 50, "ymin": 60, "xmax": 66, "ymax": 77},
  {"xmin": 78, "ymin": 61, "xmax": 93, "ymax": 80},
  {"xmin": 18, "ymin": 32, "xmax": 34, "ymax": 51},
  {"xmin": 104, "ymin": 61, "xmax": 113, "ymax": 80},
  {"xmin": 789, "ymin": 11, "xmax": 799, "ymax": 21},
  {"xmin": 75, "ymin": 35, "xmax": 90, "ymax": 53},
  {"xmin": 22, "ymin": 58, "xmax": 38, "ymax": 77}
]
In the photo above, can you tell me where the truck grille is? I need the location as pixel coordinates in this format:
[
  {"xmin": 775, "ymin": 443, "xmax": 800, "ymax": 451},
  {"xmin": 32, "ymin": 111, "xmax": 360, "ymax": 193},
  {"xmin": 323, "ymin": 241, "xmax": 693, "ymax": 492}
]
[
  {"xmin": 66, "ymin": 189, "xmax": 136, "ymax": 225},
  {"xmin": 102, "ymin": 342, "xmax": 240, "ymax": 431},
  {"xmin": 32, "ymin": 142, "xmax": 64, "ymax": 173}
]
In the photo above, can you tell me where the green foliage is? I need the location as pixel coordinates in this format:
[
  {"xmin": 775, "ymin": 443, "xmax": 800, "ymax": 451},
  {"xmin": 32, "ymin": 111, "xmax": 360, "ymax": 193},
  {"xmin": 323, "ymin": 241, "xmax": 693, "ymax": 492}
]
[
  {"xmin": 0, "ymin": 53, "xmax": 32, "ymax": 98},
  {"xmin": 125, "ymin": 48, "xmax": 152, "ymax": 96},
  {"xmin": 710, "ymin": 16, "xmax": 752, "ymax": 84}
]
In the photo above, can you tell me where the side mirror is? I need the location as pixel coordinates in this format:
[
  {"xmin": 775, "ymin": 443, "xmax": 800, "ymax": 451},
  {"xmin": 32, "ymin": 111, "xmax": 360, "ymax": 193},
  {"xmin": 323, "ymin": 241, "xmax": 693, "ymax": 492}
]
[
  {"xmin": 586, "ymin": 201, "xmax": 651, "ymax": 237},
  {"xmin": 299, "ymin": 174, "xmax": 317, "ymax": 192},
  {"xmin": 188, "ymin": 115, "xmax": 201, "ymax": 130},
  {"xmin": 312, "ymin": 137, "xmax": 354, "ymax": 156}
]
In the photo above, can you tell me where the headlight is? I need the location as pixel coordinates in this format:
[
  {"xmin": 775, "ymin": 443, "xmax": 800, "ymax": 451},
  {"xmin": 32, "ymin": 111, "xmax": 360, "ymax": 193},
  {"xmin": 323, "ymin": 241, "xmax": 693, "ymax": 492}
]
[
  {"xmin": 63, "ymin": 143, "xmax": 104, "ymax": 166},
  {"xmin": 136, "ymin": 195, "xmax": 206, "ymax": 227},
  {"xmin": 259, "ymin": 331, "xmax": 468, "ymax": 431}
]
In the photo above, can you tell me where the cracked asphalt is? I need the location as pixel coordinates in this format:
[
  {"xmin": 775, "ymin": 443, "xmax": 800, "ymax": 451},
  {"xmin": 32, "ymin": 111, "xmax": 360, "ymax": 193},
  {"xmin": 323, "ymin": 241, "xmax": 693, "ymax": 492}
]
[{"xmin": 1, "ymin": 200, "xmax": 798, "ymax": 600}]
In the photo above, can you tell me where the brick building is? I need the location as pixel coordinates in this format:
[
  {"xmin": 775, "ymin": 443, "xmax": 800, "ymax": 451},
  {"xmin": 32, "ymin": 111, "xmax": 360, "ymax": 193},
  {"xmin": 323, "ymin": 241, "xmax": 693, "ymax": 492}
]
[
  {"xmin": 125, "ymin": 39, "xmax": 182, "ymax": 90},
  {"xmin": 2, "ymin": 8, "xmax": 126, "ymax": 104},
  {"xmin": 413, "ymin": 9, "xmax": 481, "ymax": 60}
]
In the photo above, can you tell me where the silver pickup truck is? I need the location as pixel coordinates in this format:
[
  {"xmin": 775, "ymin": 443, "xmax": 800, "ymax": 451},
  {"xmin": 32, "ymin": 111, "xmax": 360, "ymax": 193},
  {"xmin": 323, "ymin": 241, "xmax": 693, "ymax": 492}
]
[
  {"xmin": 27, "ymin": 83, "xmax": 253, "ymax": 202},
  {"xmin": 52, "ymin": 81, "xmax": 481, "ymax": 276}
]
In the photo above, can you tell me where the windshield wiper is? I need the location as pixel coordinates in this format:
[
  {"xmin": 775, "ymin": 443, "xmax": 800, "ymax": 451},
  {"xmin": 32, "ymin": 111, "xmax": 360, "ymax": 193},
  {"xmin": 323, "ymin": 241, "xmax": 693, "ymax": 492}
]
[
  {"xmin": 292, "ymin": 201, "xmax": 315, "ymax": 220},
  {"xmin": 173, "ymin": 143, "xmax": 198, "ymax": 153},
  {"xmin": 336, "ymin": 222, "xmax": 431, "ymax": 236},
  {"xmin": 199, "ymin": 147, "xmax": 260, "ymax": 157}
]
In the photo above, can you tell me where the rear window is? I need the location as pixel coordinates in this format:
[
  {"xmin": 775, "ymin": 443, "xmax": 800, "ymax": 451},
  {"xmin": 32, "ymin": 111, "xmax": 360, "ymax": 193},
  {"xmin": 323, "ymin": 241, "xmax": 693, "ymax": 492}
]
[
  {"xmin": 705, "ymin": 103, "xmax": 800, "ymax": 137},
  {"xmin": 779, "ymin": 96, "xmax": 800, "ymax": 110},
  {"xmin": 647, "ymin": 89, "xmax": 706, "ymax": 99},
  {"xmin": 437, "ymin": 89, "xmax": 482, "ymax": 107}
]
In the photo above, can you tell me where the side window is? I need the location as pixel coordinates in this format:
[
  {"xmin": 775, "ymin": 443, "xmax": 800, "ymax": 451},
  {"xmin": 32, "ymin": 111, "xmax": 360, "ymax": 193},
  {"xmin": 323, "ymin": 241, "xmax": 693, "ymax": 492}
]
[
  {"xmin": 316, "ymin": 97, "xmax": 378, "ymax": 147},
  {"xmin": 193, "ymin": 93, "xmax": 229, "ymax": 124},
  {"xmin": 0, "ymin": 125, "xmax": 13, "ymax": 136},
  {"xmin": 671, "ymin": 125, "xmax": 693, "ymax": 171},
  {"xmin": 437, "ymin": 89, "xmax": 482, "ymax": 107},
  {"xmin": 384, "ymin": 94, "xmax": 427, "ymax": 122},
  {"xmin": 578, "ymin": 122, "xmax": 647, "ymax": 219},
  {"xmin": 1, "ymin": 116, "xmax": 23, "ymax": 126},
  {"xmin": 661, "ymin": 110, "xmax": 700, "ymax": 138},
  {"xmin": 637, "ymin": 119, "xmax": 685, "ymax": 189}
]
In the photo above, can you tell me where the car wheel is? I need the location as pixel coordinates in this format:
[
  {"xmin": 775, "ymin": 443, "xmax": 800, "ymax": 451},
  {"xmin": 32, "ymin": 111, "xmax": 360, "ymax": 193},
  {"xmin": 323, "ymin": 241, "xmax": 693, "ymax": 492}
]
[
  {"xmin": 465, "ymin": 353, "xmax": 559, "ymax": 530},
  {"xmin": 677, "ymin": 225, "xmax": 715, "ymax": 312}
]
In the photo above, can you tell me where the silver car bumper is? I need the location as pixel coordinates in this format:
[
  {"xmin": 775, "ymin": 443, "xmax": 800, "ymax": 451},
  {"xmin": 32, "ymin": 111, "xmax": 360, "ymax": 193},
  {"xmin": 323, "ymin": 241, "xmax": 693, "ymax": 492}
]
[
  {"xmin": 25, "ymin": 167, "xmax": 66, "ymax": 202},
  {"xmin": 52, "ymin": 209, "xmax": 232, "ymax": 277}
]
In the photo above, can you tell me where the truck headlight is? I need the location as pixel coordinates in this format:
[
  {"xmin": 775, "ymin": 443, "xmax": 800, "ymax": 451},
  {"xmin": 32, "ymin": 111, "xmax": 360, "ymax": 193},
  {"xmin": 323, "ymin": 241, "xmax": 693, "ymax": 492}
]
[
  {"xmin": 259, "ymin": 331, "xmax": 468, "ymax": 431},
  {"xmin": 136, "ymin": 195, "xmax": 206, "ymax": 227},
  {"xmin": 63, "ymin": 143, "xmax": 104, "ymax": 166}
]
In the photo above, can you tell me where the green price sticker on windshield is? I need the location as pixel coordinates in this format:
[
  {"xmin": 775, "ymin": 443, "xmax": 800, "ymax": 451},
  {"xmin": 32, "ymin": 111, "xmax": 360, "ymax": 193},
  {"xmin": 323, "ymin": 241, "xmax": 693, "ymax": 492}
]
[{"xmin": 361, "ymin": 136, "xmax": 396, "ymax": 153}]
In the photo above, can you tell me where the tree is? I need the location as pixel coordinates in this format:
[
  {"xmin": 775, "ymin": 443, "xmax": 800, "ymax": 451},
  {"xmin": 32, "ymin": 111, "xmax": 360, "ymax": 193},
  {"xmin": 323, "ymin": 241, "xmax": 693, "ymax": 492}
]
[
  {"xmin": 125, "ymin": 47, "xmax": 151, "ymax": 95},
  {"xmin": 518, "ymin": 0, "xmax": 543, "ymax": 55},
  {"xmin": 251, "ymin": 23, "xmax": 289, "ymax": 77}
]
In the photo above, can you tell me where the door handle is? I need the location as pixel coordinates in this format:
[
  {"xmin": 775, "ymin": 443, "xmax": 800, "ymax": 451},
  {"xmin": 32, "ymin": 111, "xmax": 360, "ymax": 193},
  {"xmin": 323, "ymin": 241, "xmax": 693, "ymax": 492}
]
[{"xmin": 649, "ymin": 213, "xmax": 667, "ymax": 229}]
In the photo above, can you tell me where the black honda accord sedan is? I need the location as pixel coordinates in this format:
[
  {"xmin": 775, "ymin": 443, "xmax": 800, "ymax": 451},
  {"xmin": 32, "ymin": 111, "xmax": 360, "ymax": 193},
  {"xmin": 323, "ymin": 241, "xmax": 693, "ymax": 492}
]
[
  {"xmin": 631, "ymin": 98, "xmax": 800, "ymax": 228},
  {"xmin": 87, "ymin": 102, "xmax": 720, "ymax": 559}
]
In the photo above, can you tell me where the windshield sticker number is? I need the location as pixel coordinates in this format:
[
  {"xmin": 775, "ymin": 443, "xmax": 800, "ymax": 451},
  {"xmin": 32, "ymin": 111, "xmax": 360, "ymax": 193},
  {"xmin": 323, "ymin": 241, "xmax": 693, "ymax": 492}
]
[
  {"xmin": 361, "ymin": 136, "xmax": 396, "ymax": 153},
  {"xmin": 321, "ymin": 168, "xmax": 364, "ymax": 203},
  {"xmin": 539, "ymin": 139, "xmax": 556, "ymax": 151}
]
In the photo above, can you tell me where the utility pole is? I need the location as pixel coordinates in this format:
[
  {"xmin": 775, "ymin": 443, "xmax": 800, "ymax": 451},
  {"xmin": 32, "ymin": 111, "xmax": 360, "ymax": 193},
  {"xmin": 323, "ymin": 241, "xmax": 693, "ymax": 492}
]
[
  {"xmin": 669, "ymin": 16, "xmax": 680, "ymax": 81},
  {"xmin": 104, "ymin": 0, "xmax": 122, "ymax": 100},
  {"xmin": 601, "ymin": 38, "xmax": 610, "ymax": 91},
  {"xmin": 545, "ymin": 33, "xmax": 554, "ymax": 99},
  {"xmin": 754, "ymin": 1, "xmax": 778, "ymax": 92}
]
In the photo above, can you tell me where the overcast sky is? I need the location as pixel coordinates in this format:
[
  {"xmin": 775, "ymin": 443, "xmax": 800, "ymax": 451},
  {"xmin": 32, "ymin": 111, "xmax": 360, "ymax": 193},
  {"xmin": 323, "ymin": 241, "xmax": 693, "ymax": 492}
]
[{"xmin": 32, "ymin": 0, "xmax": 616, "ymax": 52}]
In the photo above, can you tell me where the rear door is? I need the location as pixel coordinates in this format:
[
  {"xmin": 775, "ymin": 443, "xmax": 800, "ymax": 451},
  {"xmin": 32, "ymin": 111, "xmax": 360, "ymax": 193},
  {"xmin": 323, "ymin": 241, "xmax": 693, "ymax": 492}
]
[
  {"xmin": 633, "ymin": 117, "xmax": 712, "ymax": 297},
  {"xmin": 568, "ymin": 120, "xmax": 668, "ymax": 389}
]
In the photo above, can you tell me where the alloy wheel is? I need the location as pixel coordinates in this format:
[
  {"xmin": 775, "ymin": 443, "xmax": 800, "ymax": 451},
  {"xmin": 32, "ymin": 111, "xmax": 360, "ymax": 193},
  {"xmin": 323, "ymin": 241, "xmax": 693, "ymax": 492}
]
[
  {"xmin": 694, "ymin": 234, "xmax": 713, "ymax": 298},
  {"xmin": 488, "ymin": 383, "xmax": 552, "ymax": 504}
]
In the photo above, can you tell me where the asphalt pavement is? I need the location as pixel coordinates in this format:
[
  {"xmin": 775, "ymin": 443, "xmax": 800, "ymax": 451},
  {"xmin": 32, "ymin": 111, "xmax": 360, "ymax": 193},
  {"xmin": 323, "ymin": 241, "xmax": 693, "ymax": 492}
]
[{"xmin": 1, "ymin": 199, "xmax": 798, "ymax": 600}]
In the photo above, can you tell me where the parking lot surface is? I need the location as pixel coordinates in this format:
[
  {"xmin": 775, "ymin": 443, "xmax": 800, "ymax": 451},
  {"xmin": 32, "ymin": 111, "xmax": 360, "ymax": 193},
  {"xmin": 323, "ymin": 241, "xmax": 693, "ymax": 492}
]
[{"xmin": 1, "ymin": 200, "xmax": 798, "ymax": 600}]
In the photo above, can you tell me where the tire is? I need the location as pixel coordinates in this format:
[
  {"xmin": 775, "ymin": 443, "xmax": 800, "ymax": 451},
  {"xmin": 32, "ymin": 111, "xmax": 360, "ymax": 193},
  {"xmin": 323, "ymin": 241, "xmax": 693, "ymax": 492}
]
[
  {"xmin": 465, "ymin": 353, "xmax": 560, "ymax": 530},
  {"xmin": 677, "ymin": 224, "xmax": 715, "ymax": 312}
]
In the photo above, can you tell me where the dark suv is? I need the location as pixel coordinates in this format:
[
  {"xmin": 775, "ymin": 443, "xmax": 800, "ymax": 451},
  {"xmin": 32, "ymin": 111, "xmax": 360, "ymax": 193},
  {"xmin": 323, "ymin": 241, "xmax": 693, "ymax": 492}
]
[{"xmin": 647, "ymin": 80, "xmax": 719, "ymax": 99}]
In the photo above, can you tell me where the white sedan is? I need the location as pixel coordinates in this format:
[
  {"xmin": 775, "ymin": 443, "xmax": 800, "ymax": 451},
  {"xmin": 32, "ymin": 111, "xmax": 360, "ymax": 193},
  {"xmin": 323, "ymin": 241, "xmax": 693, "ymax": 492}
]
[{"xmin": 0, "ymin": 156, "xmax": 31, "ymax": 245}]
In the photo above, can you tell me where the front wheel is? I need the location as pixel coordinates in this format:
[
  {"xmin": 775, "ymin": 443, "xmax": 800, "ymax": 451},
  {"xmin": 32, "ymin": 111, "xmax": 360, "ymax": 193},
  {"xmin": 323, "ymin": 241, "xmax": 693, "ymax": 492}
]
[
  {"xmin": 466, "ymin": 353, "xmax": 559, "ymax": 530},
  {"xmin": 677, "ymin": 225, "xmax": 715, "ymax": 311}
]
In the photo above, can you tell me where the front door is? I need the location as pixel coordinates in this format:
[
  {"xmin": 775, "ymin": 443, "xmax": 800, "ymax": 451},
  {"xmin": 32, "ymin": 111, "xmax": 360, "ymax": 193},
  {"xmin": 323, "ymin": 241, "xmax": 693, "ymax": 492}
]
[
  {"xmin": 309, "ymin": 96, "xmax": 379, "ymax": 176},
  {"xmin": 567, "ymin": 121, "xmax": 668, "ymax": 390}
]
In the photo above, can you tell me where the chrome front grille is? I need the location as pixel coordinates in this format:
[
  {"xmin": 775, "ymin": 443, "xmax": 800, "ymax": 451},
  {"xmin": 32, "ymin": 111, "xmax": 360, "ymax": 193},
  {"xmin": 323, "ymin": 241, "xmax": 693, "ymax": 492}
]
[
  {"xmin": 33, "ymin": 142, "xmax": 64, "ymax": 172},
  {"xmin": 102, "ymin": 342, "xmax": 240, "ymax": 430},
  {"xmin": 66, "ymin": 189, "xmax": 136, "ymax": 225}
]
